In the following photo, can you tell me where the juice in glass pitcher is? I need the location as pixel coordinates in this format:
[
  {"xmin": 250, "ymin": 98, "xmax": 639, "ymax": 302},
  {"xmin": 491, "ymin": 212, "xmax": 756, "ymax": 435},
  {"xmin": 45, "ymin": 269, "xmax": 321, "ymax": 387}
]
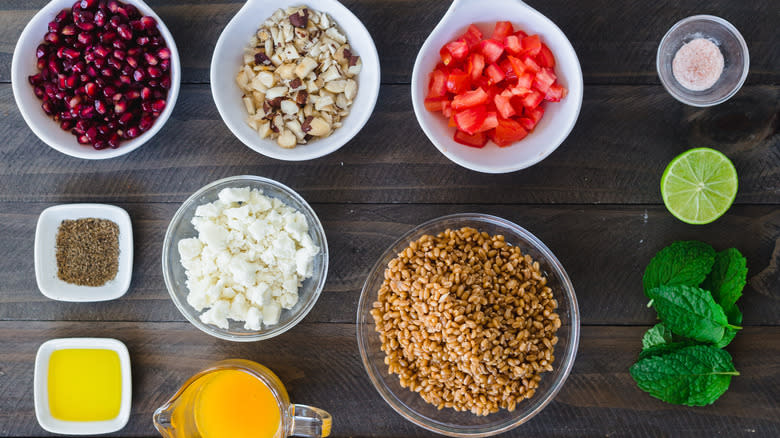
[{"xmin": 154, "ymin": 359, "xmax": 331, "ymax": 438}]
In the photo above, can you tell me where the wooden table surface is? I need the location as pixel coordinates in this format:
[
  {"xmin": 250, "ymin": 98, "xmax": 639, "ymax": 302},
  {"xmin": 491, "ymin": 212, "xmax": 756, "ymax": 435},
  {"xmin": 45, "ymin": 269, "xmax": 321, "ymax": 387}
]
[{"xmin": 1, "ymin": 0, "xmax": 778, "ymax": 436}]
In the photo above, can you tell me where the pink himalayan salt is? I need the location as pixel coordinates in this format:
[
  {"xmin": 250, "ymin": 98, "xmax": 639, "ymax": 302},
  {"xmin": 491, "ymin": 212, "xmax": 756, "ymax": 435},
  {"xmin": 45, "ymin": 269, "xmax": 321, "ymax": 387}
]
[{"xmin": 672, "ymin": 38, "xmax": 724, "ymax": 91}]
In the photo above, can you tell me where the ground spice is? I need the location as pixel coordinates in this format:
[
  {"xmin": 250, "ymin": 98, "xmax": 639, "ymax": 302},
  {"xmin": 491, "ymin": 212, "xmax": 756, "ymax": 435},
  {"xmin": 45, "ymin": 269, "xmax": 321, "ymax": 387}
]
[
  {"xmin": 672, "ymin": 38, "xmax": 724, "ymax": 91},
  {"xmin": 56, "ymin": 218, "xmax": 119, "ymax": 287}
]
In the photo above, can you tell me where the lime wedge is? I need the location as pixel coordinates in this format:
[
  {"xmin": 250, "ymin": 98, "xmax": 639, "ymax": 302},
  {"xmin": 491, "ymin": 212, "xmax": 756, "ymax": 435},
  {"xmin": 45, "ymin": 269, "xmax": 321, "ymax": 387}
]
[{"xmin": 660, "ymin": 148, "xmax": 738, "ymax": 224}]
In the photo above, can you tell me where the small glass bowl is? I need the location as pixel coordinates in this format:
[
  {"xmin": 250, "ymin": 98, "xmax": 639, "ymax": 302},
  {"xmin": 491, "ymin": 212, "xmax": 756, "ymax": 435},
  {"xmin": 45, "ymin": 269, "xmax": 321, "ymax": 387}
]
[
  {"xmin": 657, "ymin": 15, "xmax": 749, "ymax": 107},
  {"xmin": 162, "ymin": 175, "xmax": 328, "ymax": 342},
  {"xmin": 356, "ymin": 213, "xmax": 580, "ymax": 437}
]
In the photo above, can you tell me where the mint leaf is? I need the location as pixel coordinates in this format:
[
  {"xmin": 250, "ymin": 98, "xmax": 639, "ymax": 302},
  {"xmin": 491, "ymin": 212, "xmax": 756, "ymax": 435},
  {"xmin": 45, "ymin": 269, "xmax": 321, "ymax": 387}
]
[
  {"xmin": 647, "ymin": 285, "xmax": 737, "ymax": 343},
  {"xmin": 630, "ymin": 344, "xmax": 738, "ymax": 406},
  {"xmin": 639, "ymin": 341, "xmax": 696, "ymax": 360},
  {"xmin": 714, "ymin": 306, "xmax": 743, "ymax": 348},
  {"xmin": 643, "ymin": 241, "xmax": 715, "ymax": 297},
  {"xmin": 642, "ymin": 323, "xmax": 674, "ymax": 349},
  {"xmin": 701, "ymin": 248, "xmax": 747, "ymax": 314}
]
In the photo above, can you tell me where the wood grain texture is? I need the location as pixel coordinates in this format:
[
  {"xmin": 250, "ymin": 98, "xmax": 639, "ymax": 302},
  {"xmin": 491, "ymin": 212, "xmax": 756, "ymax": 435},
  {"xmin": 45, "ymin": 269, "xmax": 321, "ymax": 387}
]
[
  {"xmin": 1, "ymin": 202, "xmax": 777, "ymax": 325},
  {"xmin": 0, "ymin": 322, "xmax": 777, "ymax": 437},
  {"xmin": 1, "ymin": 84, "xmax": 778, "ymax": 204},
  {"xmin": 0, "ymin": 0, "xmax": 778, "ymax": 85}
]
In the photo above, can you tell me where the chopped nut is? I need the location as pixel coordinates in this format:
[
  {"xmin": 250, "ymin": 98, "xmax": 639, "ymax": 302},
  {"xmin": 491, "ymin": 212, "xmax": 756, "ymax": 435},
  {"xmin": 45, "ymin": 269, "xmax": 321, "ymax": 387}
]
[
  {"xmin": 277, "ymin": 129, "xmax": 297, "ymax": 148},
  {"xmin": 294, "ymin": 57, "xmax": 318, "ymax": 79},
  {"xmin": 324, "ymin": 79, "xmax": 347, "ymax": 93},
  {"xmin": 307, "ymin": 117, "xmax": 330, "ymax": 136},
  {"xmin": 280, "ymin": 99, "xmax": 299, "ymax": 115},
  {"xmin": 296, "ymin": 90, "xmax": 308, "ymax": 105},
  {"xmin": 289, "ymin": 8, "xmax": 309, "ymax": 28}
]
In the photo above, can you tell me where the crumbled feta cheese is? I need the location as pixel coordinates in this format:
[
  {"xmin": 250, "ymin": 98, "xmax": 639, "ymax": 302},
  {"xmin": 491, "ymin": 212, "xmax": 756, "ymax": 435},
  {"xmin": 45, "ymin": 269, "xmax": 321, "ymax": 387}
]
[{"xmin": 178, "ymin": 186, "xmax": 320, "ymax": 330}]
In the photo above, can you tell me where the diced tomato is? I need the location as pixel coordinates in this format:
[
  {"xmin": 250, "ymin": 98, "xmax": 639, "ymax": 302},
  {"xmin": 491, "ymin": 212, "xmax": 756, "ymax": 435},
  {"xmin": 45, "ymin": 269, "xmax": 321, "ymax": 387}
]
[
  {"xmin": 537, "ymin": 43, "xmax": 555, "ymax": 68},
  {"xmin": 446, "ymin": 69, "xmax": 471, "ymax": 94},
  {"xmin": 441, "ymin": 100, "xmax": 452, "ymax": 117},
  {"xmin": 504, "ymin": 35, "xmax": 522, "ymax": 55},
  {"xmin": 466, "ymin": 53, "xmax": 485, "ymax": 82},
  {"xmin": 516, "ymin": 72, "xmax": 534, "ymax": 90},
  {"xmin": 476, "ymin": 111, "xmax": 498, "ymax": 132},
  {"xmin": 518, "ymin": 117, "xmax": 537, "ymax": 131},
  {"xmin": 485, "ymin": 63, "xmax": 506, "ymax": 84},
  {"xmin": 424, "ymin": 96, "xmax": 447, "ymax": 112},
  {"xmin": 444, "ymin": 39, "xmax": 469, "ymax": 63},
  {"xmin": 454, "ymin": 129, "xmax": 488, "ymax": 148},
  {"xmin": 521, "ymin": 35, "xmax": 541, "ymax": 56},
  {"xmin": 448, "ymin": 113, "xmax": 457, "ymax": 127},
  {"xmin": 451, "ymin": 87, "xmax": 489, "ymax": 110},
  {"xmin": 454, "ymin": 105, "xmax": 488, "ymax": 134},
  {"xmin": 522, "ymin": 55, "xmax": 541, "ymax": 73},
  {"xmin": 513, "ymin": 29, "xmax": 528, "ymax": 39},
  {"xmin": 533, "ymin": 68, "xmax": 557, "ymax": 93},
  {"xmin": 544, "ymin": 83, "xmax": 567, "ymax": 102},
  {"xmin": 427, "ymin": 69, "xmax": 448, "ymax": 98},
  {"xmin": 526, "ymin": 105, "xmax": 545, "ymax": 124},
  {"xmin": 490, "ymin": 118, "xmax": 528, "ymax": 146},
  {"xmin": 499, "ymin": 59, "xmax": 517, "ymax": 80},
  {"xmin": 439, "ymin": 46, "xmax": 453, "ymax": 66},
  {"xmin": 493, "ymin": 94, "xmax": 516, "ymax": 119},
  {"xmin": 461, "ymin": 24, "xmax": 484, "ymax": 49},
  {"xmin": 507, "ymin": 55, "xmax": 526, "ymax": 78},
  {"xmin": 491, "ymin": 21, "xmax": 514, "ymax": 41},
  {"xmin": 479, "ymin": 39, "xmax": 505, "ymax": 63},
  {"xmin": 521, "ymin": 90, "xmax": 544, "ymax": 109}
]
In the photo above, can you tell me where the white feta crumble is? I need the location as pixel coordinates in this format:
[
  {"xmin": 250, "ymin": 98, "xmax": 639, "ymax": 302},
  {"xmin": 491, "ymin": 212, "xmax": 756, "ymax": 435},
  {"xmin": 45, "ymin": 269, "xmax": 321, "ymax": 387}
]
[{"xmin": 178, "ymin": 186, "xmax": 319, "ymax": 330}]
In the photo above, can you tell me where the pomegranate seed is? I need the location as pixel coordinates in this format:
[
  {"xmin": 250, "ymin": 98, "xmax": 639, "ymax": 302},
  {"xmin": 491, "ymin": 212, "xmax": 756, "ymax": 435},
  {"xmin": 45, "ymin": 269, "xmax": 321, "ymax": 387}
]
[
  {"xmin": 157, "ymin": 47, "xmax": 170, "ymax": 59},
  {"xmin": 102, "ymin": 85, "xmax": 117, "ymax": 97},
  {"xmin": 44, "ymin": 32, "xmax": 60, "ymax": 44},
  {"xmin": 80, "ymin": 105, "xmax": 95, "ymax": 119},
  {"xmin": 141, "ymin": 101, "xmax": 153, "ymax": 112},
  {"xmin": 107, "ymin": 1, "xmax": 119, "ymax": 13},
  {"xmin": 124, "ymin": 4, "xmax": 139, "ymax": 18},
  {"xmin": 94, "ymin": 45, "xmax": 110, "ymax": 57},
  {"xmin": 77, "ymin": 21, "xmax": 95, "ymax": 31},
  {"xmin": 79, "ymin": 73, "xmax": 89, "ymax": 83},
  {"xmin": 117, "ymin": 24, "xmax": 132, "ymax": 40},
  {"xmin": 125, "ymin": 89, "xmax": 140, "ymax": 100},
  {"xmin": 49, "ymin": 58, "xmax": 62, "ymax": 74},
  {"xmin": 107, "ymin": 120, "xmax": 119, "ymax": 130},
  {"xmin": 100, "ymin": 31, "xmax": 116, "ymax": 43},
  {"xmin": 42, "ymin": 101, "xmax": 55, "ymax": 115},
  {"xmin": 152, "ymin": 89, "xmax": 165, "ymax": 99},
  {"xmin": 147, "ymin": 79, "xmax": 158, "ymax": 87},
  {"xmin": 93, "ymin": 139, "xmax": 108, "ymax": 150},
  {"xmin": 107, "ymin": 57, "xmax": 121, "ymax": 69},
  {"xmin": 94, "ymin": 9, "xmax": 106, "ymax": 26},
  {"xmin": 61, "ymin": 120, "xmax": 75, "ymax": 131},
  {"xmin": 126, "ymin": 56, "xmax": 139, "ymax": 68},
  {"xmin": 112, "ymin": 49, "xmax": 125, "ymax": 60},
  {"xmin": 94, "ymin": 99, "xmax": 108, "ymax": 114},
  {"xmin": 34, "ymin": 86, "xmax": 46, "ymax": 98},
  {"xmin": 63, "ymin": 48, "xmax": 80, "ymax": 59},
  {"xmin": 151, "ymin": 99, "xmax": 166, "ymax": 112},
  {"xmin": 72, "ymin": 61, "xmax": 86, "ymax": 73},
  {"xmin": 140, "ymin": 16, "xmax": 156, "ymax": 29},
  {"xmin": 139, "ymin": 116, "xmax": 154, "ymax": 131},
  {"xmin": 77, "ymin": 134, "xmax": 90, "ymax": 144},
  {"xmin": 28, "ymin": 74, "xmax": 43, "ymax": 86},
  {"xmin": 37, "ymin": 58, "xmax": 47, "ymax": 70},
  {"xmin": 61, "ymin": 25, "xmax": 77, "ymax": 36},
  {"xmin": 143, "ymin": 52, "xmax": 158, "ymax": 66},
  {"xmin": 84, "ymin": 82, "xmax": 98, "ymax": 96},
  {"xmin": 54, "ymin": 90, "xmax": 67, "ymax": 100},
  {"xmin": 80, "ymin": 0, "xmax": 98, "ymax": 9},
  {"xmin": 136, "ymin": 36, "xmax": 149, "ymax": 46},
  {"xmin": 112, "ymin": 93, "xmax": 123, "ymax": 102},
  {"xmin": 124, "ymin": 126, "xmax": 140, "ymax": 138},
  {"xmin": 112, "ymin": 39, "xmax": 126, "ymax": 50},
  {"xmin": 48, "ymin": 20, "xmax": 61, "ymax": 33},
  {"xmin": 129, "ymin": 20, "xmax": 143, "ymax": 31},
  {"xmin": 108, "ymin": 133, "xmax": 121, "ymax": 148},
  {"xmin": 55, "ymin": 9, "xmax": 70, "ymax": 22},
  {"xmin": 45, "ymin": 84, "xmax": 57, "ymax": 97},
  {"xmin": 121, "ymin": 64, "xmax": 133, "ymax": 75},
  {"xmin": 36, "ymin": 45, "xmax": 48, "ymax": 59},
  {"xmin": 69, "ymin": 95, "xmax": 81, "ymax": 107},
  {"xmin": 97, "ymin": 124, "xmax": 111, "ymax": 135},
  {"xmin": 93, "ymin": 56, "xmax": 106, "ymax": 68},
  {"xmin": 147, "ymin": 66, "xmax": 162, "ymax": 78},
  {"xmin": 140, "ymin": 87, "xmax": 151, "ymax": 100},
  {"xmin": 159, "ymin": 77, "xmax": 171, "ymax": 90},
  {"xmin": 114, "ymin": 99, "xmax": 127, "ymax": 114},
  {"xmin": 132, "ymin": 69, "xmax": 145, "ymax": 81},
  {"xmin": 118, "ymin": 111, "xmax": 134, "ymax": 125},
  {"xmin": 127, "ymin": 47, "xmax": 141, "ymax": 57},
  {"xmin": 149, "ymin": 36, "xmax": 162, "ymax": 47},
  {"xmin": 86, "ymin": 126, "xmax": 98, "ymax": 141},
  {"xmin": 109, "ymin": 15, "xmax": 122, "ymax": 29},
  {"xmin": 77, "ymin": 32, "xmax": 92, "ymax": 45}
]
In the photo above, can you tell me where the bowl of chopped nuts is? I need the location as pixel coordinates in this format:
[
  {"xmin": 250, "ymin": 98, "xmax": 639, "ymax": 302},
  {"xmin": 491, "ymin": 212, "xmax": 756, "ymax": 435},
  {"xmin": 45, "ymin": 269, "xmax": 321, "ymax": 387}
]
[
  {"xmin": 211, "ymin": 0, "xmax": 380, "ymax": 161},
  {"xmin": 357, "ymin": 213, "xmax": 579, "ymax": 436}
]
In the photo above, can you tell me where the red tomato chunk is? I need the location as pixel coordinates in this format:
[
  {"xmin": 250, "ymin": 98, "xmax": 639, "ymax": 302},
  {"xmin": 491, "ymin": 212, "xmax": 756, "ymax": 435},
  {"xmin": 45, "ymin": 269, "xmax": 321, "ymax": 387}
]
[{"xmin": 426, "ymin": 22, "xmax": 567, "ymax": 148}]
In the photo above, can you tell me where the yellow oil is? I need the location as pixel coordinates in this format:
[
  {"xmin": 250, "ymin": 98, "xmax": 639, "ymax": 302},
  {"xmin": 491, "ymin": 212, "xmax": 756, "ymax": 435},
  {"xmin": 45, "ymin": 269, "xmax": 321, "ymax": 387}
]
[
  {"xmin": 47, "ymin": 349, "xmax": 122, "ymax": 421},
  {"xmin": 170, "ymin": 369, "xmax": 281, "ymax": 438}
]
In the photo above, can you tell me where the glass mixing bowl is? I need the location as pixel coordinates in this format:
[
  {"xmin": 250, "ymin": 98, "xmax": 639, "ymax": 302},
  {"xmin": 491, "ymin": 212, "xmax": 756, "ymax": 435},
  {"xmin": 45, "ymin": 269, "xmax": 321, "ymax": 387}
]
[
  {"xmin": 162, "ymin": 175, "xmax": 328, "ymax": 341},
  {"xmin": 356, "ymin": 213, "xmax": 579, "ymax": 436}
]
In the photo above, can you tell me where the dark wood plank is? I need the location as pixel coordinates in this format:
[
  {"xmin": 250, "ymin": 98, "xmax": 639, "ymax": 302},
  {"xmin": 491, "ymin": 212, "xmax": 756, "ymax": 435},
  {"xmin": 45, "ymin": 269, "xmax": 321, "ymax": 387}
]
[
  {"xmin": 0, "ymin": 322, "xmax": 777, "ymax": 437},
  {"xmin": 1, "ymin": 0, "xmax": 778, "ymax": 85},
  {"xmin": 1, "ymin": 84, "xmax": 778, "ymax": 205},
  {"xmin": 1, "ymin": 202, "xmax": 777, "ymax": 325}
]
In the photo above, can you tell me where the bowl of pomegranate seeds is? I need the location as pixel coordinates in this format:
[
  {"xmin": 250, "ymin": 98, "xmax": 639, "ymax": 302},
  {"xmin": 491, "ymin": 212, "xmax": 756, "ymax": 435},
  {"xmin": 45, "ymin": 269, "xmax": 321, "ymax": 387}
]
[
  {"xmin": 411, "ymin": 0, "xmax": 583, "ymax": 174},
  {"xmin": 12, "ymin": 0, "xmax": 180, "ymax": 159}
]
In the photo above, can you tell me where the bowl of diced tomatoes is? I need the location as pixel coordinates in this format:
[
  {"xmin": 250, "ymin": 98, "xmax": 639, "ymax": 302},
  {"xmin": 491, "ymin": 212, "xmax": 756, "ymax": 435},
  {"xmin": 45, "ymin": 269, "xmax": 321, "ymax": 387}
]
[{"xmin": 411, "ymin": 3, "xmax": 583, "ymax": 174}]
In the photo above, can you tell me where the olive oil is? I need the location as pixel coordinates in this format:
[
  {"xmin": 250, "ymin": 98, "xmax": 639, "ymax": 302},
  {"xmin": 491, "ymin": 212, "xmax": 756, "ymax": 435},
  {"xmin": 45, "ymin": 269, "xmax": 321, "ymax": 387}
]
[{"xmin": 47, "ymin": 348, "xmax": 122, "ymax": 421}]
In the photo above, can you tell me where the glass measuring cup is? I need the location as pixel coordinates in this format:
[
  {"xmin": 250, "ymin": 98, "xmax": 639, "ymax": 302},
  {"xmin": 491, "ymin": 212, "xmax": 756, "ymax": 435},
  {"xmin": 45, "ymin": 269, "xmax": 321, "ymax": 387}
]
[{"xmin": 153, "ymin": 359, "xmax": 331, "ymax": 438}]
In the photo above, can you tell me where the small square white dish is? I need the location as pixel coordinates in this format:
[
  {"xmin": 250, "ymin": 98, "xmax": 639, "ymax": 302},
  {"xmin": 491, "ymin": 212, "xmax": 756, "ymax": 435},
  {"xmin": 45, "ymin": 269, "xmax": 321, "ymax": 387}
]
[
  {"xmin": 34, "ymin": 338, "xmax": 132, "ymax": 435},
  {"xmin": 35, "ymin": 204, "xmax": 133, "ymax": 301}
]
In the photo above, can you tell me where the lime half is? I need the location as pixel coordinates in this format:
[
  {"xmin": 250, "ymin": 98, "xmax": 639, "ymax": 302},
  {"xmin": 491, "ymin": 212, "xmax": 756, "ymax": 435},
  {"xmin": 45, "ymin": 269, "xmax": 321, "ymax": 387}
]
[{"xmin": 660, "ymin": 148, "xmax": 738, "ymax": 224}]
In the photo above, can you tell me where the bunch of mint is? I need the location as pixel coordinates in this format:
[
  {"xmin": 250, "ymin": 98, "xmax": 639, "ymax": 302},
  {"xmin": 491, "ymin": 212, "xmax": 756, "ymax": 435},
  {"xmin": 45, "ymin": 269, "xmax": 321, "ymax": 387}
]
[{"xmin": 630, "ymin": 241, "xmax": 747, "ymax": 406}]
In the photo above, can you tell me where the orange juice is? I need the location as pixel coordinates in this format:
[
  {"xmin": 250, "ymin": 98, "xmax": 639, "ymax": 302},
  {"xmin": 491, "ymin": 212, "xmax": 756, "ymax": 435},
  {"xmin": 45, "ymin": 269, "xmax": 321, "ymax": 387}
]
[
  {"xmin": 171, "ymin": 369, "xmax": 281, "ymax": 438},
  {"xmin": 47, "ymin": 348, "xmax": 122, "ymax": 421}
]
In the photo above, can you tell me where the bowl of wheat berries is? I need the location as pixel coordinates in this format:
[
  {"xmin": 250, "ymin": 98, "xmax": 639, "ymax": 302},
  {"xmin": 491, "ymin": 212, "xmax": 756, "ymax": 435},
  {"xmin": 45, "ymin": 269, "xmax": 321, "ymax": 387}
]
[{"xmin": 356, "ymin": 213, "xmax": 579, "ymax": 436}]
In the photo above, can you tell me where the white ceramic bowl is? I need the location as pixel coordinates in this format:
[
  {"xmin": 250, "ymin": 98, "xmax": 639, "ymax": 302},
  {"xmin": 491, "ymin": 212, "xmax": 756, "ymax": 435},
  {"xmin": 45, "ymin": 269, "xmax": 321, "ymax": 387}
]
[
  {"xmin": 411, "ymin": 0, "xmax": 583, "ymax": 174},
  {"xmin": 35, "ymin": 204, "xmax": 133, "ymax": 302},
  {"xmin": 211, "ymin": 0, "xmax": 381, "ymax": 161},
  {"xmin": 34, "ymin": 338, "xmax": 132, "ymax": 435},
  {"xmin": 11, "ymin": 0, "xmax": 181, "ymax": 160}
]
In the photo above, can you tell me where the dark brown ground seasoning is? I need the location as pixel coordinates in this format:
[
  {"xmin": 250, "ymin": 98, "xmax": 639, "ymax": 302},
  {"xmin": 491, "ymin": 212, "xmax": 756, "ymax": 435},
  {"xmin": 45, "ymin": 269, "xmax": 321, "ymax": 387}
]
[{"xmin": 55, "ymin": 218, "xmax": 120, "ymax": 287}]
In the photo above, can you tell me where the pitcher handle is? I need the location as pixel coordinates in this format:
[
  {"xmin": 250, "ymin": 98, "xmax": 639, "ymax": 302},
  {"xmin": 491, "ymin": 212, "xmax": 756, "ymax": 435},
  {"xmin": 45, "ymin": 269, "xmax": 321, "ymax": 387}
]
[{"xmin": 288, "ymin": 404, "xmax": 332, "ymax": 438}]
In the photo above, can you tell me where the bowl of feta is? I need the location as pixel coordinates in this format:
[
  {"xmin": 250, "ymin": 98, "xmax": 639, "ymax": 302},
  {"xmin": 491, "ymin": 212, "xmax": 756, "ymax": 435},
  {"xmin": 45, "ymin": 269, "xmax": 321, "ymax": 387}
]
[{"xmin": 162, "ymin": 175, "xmax": 328, "ymax": 341}]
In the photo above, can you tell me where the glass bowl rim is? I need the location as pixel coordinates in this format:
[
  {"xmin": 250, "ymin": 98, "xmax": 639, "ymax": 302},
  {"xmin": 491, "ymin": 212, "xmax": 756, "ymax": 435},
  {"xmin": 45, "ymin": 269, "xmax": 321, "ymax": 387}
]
[
  {"xmin": 655, "ymin": 14, "xmax": 749, "ymax": 107},
  {"xmin": 161, "ymin": 175, "xmax": 329, "ymax": 342},
  {"xmin": 356, "ymin": 212, "xmax": 580, "ymax": 437}
]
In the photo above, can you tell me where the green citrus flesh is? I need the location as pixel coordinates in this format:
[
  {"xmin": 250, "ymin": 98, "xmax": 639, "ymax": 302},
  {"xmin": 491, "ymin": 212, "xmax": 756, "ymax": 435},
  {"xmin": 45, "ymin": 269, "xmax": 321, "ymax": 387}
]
[{"xmin": 660, "ymin": 148, "xmax": 738, "ymax": 225}]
